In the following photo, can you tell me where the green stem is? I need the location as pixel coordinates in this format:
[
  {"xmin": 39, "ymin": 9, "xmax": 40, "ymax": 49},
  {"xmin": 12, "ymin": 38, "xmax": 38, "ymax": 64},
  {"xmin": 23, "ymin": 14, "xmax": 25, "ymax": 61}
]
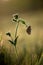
[
  {"xmin": 15, "ymin": 21, "xmax": 19, "ymax": 56},
  {"xmin": 15, "ymin": 21, "xmax": 19, "ymax": 38}
]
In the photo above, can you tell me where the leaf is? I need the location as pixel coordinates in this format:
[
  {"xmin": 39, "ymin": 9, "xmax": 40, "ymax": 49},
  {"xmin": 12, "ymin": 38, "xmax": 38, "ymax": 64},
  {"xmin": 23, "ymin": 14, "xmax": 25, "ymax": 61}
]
[
  {"xmin": 14, "ymin": 36, "xmax": 18, "ymax": 46},
  {"xmin": 6, "ymin": 32, "xmax": 11, "ymax": 37},
  {"xmin": 8, "ymin": 40, "xmax": 14, "ymax": 44},
  {"xmin": 8, "ymin": 36, "xmax": 18, "ymax": 46},
  {"xmin": 20, "ymin": 19, "xmax": 26, "ymax": 25}
]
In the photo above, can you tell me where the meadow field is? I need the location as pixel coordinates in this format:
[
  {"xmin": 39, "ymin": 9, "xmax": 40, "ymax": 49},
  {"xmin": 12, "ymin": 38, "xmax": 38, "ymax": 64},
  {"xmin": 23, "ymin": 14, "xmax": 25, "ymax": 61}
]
[{"xmin": 0, "ymin": 10, "xmax": 43, "ymax": 65}]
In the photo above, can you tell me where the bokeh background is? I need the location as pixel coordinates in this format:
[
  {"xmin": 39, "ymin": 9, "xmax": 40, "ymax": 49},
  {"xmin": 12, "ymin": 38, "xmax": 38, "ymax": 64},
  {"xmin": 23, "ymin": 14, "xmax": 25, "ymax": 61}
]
[
  {"xmin": 0, "ymin": 0, "xmax": 43, "ymax": 65},
  {"xmin": 0, "ymin": 0, "xmax": 43, "ymax": 45}
]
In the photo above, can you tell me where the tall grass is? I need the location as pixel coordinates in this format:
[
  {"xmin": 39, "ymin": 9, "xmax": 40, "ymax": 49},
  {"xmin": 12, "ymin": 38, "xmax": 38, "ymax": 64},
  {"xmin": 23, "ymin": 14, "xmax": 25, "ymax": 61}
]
[{"xmin": 0, "ymin": 40, "xmax": 43, "ymax": 65}]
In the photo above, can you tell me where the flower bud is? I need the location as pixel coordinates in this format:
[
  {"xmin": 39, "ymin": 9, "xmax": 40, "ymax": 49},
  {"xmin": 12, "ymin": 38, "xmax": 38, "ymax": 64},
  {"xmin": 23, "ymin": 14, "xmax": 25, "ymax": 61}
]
[{"xmin": 26, "ymin": 26, "xmax": 31, "ymax": 35}]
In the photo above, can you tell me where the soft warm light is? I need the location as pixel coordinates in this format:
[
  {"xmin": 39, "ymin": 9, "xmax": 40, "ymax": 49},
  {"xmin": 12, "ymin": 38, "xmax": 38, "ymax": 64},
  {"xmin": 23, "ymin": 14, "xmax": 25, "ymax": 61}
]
[{"xmin": 3, "ymin": 0, "xmax": 9, "ymax": 2}]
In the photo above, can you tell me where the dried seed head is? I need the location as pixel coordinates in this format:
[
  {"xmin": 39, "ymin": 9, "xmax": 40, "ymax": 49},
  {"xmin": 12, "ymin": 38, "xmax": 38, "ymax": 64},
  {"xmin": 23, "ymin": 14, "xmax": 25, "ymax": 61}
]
[
  {"xmin": 13, "ymin": 14, "xmax": 18, "ymax": 19},
  {"xmin": 14, "ymin": 14, "xmax": 18, "ymax": 19},
  {"xmin": 12, "ymin": 14, "xmax": 19, "ymax": 22},
  {"xmin": 26, "ymin": 26, "xmax": 31, "ymax": 35}
]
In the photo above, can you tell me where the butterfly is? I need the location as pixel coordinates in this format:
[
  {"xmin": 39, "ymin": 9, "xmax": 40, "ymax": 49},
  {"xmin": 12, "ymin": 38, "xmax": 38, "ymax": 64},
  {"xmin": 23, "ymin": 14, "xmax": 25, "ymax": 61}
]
[{"xmin": 26, "ymin": 26, "xmax": 31, "ymax": 35}]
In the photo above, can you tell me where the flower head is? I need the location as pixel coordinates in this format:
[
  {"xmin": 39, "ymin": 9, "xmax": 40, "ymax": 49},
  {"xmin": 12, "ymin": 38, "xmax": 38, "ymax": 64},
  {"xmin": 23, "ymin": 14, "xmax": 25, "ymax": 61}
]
[
  {"xmin": 14, "ymin": 14, "xmax": 18, "ymax": 19},
  {"xmin": 26, "ymin": 26, "xmax": 31, "ymax": 35},
  {"xmin": 12, "ymin": 14, "xmax": 19, "ymax": 22}
]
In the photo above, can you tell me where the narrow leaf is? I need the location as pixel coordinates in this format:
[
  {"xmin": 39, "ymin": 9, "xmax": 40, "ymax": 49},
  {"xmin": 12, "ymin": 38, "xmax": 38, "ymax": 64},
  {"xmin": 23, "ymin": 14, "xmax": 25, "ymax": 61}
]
[
  {"xmin": 8, "ymin": 40, "xmax": 14, "ymax": 44},
  {"xmin": 20, "ymin": 19, "xmax": 26, "ymax": 25},
  {"xmin": 14, "ymin": 36, "xmax": 18, "ymax": 46},
  {"xmin": 6, "ymin": 32, "xmax": 11, "ymax": 37},
  {"xmin": 13, "ymin": 19, "xmax": 17, "ymax": 22}
]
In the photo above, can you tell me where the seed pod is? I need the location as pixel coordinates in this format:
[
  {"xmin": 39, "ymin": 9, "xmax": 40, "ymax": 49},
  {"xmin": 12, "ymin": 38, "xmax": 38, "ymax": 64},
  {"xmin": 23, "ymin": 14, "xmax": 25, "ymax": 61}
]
[{"xmin": 26, "ymin": 26, "xmax": 31, "ymax": 35}]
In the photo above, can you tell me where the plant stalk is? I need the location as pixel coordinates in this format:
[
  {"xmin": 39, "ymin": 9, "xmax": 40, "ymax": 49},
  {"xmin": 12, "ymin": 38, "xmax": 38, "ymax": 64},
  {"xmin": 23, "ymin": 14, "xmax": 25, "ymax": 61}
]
[
  {"xmin": 15, "ymin": 21, "xmax": 19, "ymax": 56},
  {"xmin": 15, "ymin": 21, "xmax": 19, "ymax": 38}
]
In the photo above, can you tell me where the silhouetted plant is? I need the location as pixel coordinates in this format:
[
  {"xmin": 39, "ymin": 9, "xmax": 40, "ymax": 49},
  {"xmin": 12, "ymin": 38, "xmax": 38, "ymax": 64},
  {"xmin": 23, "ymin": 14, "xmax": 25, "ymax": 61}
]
[{"xmin": 6, "ymin": 13, "xmax": 31, "ymax": 56}]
